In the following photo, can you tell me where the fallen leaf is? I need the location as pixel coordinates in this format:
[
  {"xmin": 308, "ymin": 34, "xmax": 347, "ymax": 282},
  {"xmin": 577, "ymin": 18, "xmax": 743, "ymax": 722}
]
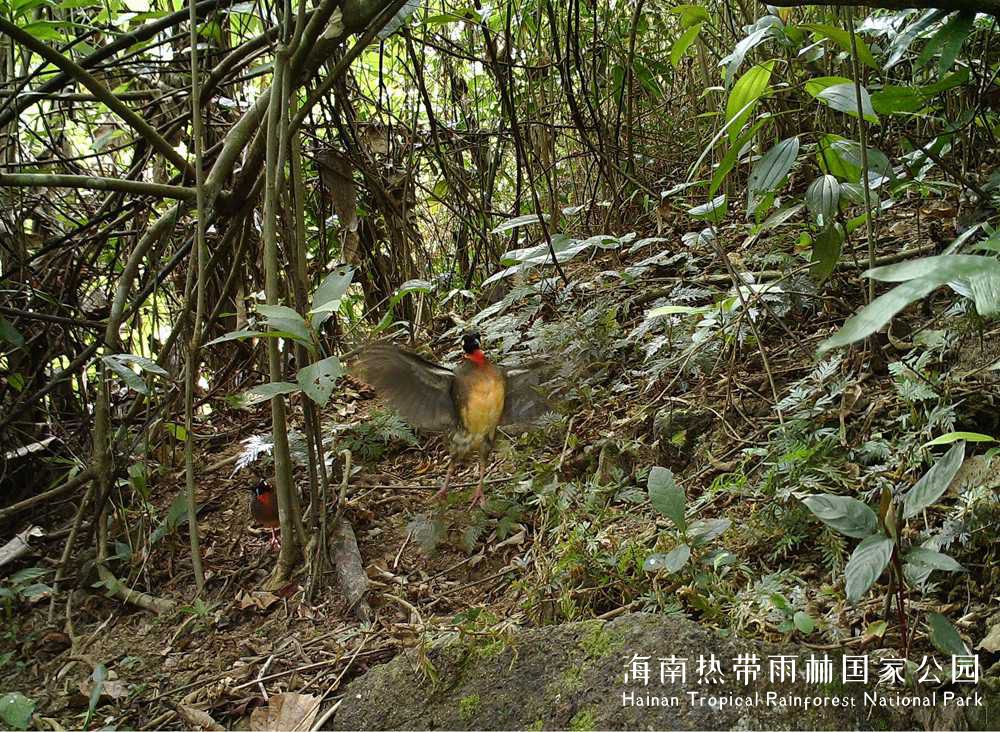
[
  {"xmin": 249, "ymin": 693, "xmax": 320, "ymax": 732},
  {"xmin": 175, "ymin": 704, "xmax": 225, "ymax": 731},
  {"xmin": 237, "ymin": 590, "xmax": 280, "ymax": 611},
  {"xmin": 977, "ymin": 621, "xmax": 1000, "ymax": 652}
]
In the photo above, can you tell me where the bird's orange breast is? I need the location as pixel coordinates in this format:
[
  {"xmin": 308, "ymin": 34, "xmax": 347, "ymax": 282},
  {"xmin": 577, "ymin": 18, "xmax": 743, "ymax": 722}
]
[{"xmin": 458, "ymin": 366, "xmax": 506, "ymax": 438}]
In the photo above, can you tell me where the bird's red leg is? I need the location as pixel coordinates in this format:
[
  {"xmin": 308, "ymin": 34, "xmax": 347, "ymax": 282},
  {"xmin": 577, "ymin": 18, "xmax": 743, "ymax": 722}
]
[
  {"xmin": 434, "ymin": 460, "xmax": 455, "ymax": 501},
  {"xmin": 268, "ymin": 528, "xmax": 281, "ymax": 551},
  {"xmin": 468, "ymin": 450, "xmax": 487, "ymax": 509}
]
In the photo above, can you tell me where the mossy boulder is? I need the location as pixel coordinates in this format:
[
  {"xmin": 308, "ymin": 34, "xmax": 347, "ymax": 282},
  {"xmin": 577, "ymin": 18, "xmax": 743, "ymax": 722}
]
[{"xmin": 332, "ymin": 613, "xmax": 994, "ymax": 730}]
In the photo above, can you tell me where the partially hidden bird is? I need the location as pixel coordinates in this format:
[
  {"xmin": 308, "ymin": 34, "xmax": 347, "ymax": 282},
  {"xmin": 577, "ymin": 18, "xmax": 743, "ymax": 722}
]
[
  {"xmin": 354, "ymin": 332, "xmax": 550, "ymax": 506},
  {"xmin": 249, "ymin": 479, "xmax": 281, "ymax": 549}
]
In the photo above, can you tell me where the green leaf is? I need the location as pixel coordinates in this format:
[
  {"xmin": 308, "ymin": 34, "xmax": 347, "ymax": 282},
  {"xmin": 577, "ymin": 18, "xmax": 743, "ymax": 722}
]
[
  {"xmin": 924, "ymin": 431, "xmax": 996, "ymax": 446},
  {"xmin": 810, "ymin": 223, "xmax": 845, "ymax": 283},
  {"xmin": 671, "ymin": 23, "xmax": 702, "ymax": 67},
  {"xmin": 240, "ymin": 381, "xmax": 300, "ymax": 407},
  {"xmin": 817, "ymin": 133, "xmax": 860, "ymax": 181},
  {"xmin": 805, "ymin": 174, "xmax": 840, "ymax": 223},
  {"xmin": 310, "ymin": 265, "xmax": 355, "ymax": 325},
  {"xmin": 150, "ymin": 491, "xmax": 190, "ymax": 545},
  {"xmin": 491, "ymin": 213, "xmax": 548, "ymax": 234},
  {"xmin": 0, "ymin": 692, "xmax": 35, "ymax": 730},
  {"xmin": 688, "ymin": 194, "xmax": 727, "ymax": 222},
  {"xmin": 725, "ymin": 61, "xmax": 774, "ymax": 141},
  {"xmin": 802, "ymin": 494, "xmax": 877, "ymax": 538},
  {"xmin": 647, "ymin": 466, "xmax": 686, "ymax": 530},
  {"xmin": 804, "ymin": 75, "xmax": 852, "ymax": 98},
  {"xmin": 770, "ymin": 592, "xmax": 791, "ymax": 612},
  {"xmin": 256, "ymin": 304, "xmax": 313, "ymax": 344},
  {"xmin": 844, "ymin": 533, "xmax": 893, "ymax": 604},
  {"xmin": 669, "ymin": 4, "xmax": 709, "ymax": 28},
  {"xmin": 0, "ymin": 317, "xmax": 24, "ymax": 347},
  {"xmin": 902, "ymin": 441, "xmax": 965, "ymax": 519},
  {"xmin": 21, "ymin": 19, "xmax": 67, "ymax": 41},
  {"xmin": 934, "ymin": 11, "xmax": 975, "ymax": 73},
  {"xmin": 687, "ymin": 518, "xmax": 731, "ymax": 546},
  {"xmin": 905, "ymin": 547, "xmax": 964, "ymax": 572},
  {"xmin": 87, "ymin": 663, "xmax": 107, "ymax": 725},
  {"xmin": 816, "ymin": 82, "xmax": 878, "ymax": 123},
  {"xmin": 102, "ymin": 355, "xmax": 148, "ymax": 394},
  {"xmin": 643, "ymin": 544, "xmax": 690, "ymax": 574},
  {"xmin": 884, "ymin": 9, "xmax": 949, "ymax": 70},
  {"xmin": 800, "ymin": 23, "xmax": 878, "ymax": 68},
  {"xmin": 927, "ymin": 612, "xmax": 970, "ymax": 656},
  {"xmin": 709, "ymin": 118, "xmax": 770, "ymax": 197},
  {"xmin": 113, "ymin": 353, "xmax": 169, "ymax": 376},
  {"xmin": 296, "ymin": 355, "xmax": 344, "ymax": 407},
  {"xmin": 817, "ymin": 278, "xmax": 940, "ymax": 354},
  {"xmin": 720, "ymin": 26, "xmax": 773, "ymax": 84},
  {"xmin": 748, "ymin": 136, "xmax": 799, "ymax": 213},
  {"xmin": 872, "ymin": 86, "xmax": 927, "ymax": 115},
  {"xmin": 203, "ymin": 329, "xmax": 266, "ymax": 347},
  {"xmin": 793, "ymin": 610, "xmax": 816, "ymax": 634}
]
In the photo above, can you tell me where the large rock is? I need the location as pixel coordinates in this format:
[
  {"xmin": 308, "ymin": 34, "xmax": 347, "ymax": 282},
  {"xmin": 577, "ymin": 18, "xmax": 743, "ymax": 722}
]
[{"xmin": 333, "ymin": 613, "xmax": 995, "ymax": 730}]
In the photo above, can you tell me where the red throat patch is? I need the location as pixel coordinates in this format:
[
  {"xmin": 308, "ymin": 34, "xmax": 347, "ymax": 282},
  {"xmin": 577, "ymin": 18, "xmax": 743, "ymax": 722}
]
[{"xmin": 465, "ymin": 349, "xmax": 487, "ymax": 366}]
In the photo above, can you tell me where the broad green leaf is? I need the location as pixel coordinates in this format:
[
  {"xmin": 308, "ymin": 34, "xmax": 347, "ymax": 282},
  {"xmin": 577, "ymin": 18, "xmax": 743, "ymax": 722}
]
[
  {"xmin": 927, "ymin": 612, "xmax": 970, "ymax": 656},
  {"xmin": 845, "ymin": 533, "xmax": 893, "ymax": 604},
  {"xmin": 818, "ymin": 278, "xmax": 940, "ymax": 353},
  {"xmin": 969, "ymin": 270, "xmax": 1000, "ymax": 317},
  {"xmin": 241, "ymin": 381, "xmax": 300, "ymax": 406},
  {"xmin": 491, "ymin": 213, "xmax": 548, "ymax": 234},
  {"xmin": 0, "ymin": 317, "xmax": 24, "ymax": 347},
  {"xmin": 113, "ymin": 353, "xmax": 168, "ymax": 376},
  {"xmin": 932, "ymin": 11, "xmax": 975, "ymax": 73},
  {"xmin": 377, "ymin": 0, "xmax": 419, "ymax": 39},
  {"xmin": 644, "ymin": 544, "xmax": 690, "ymax": 574},
  {"xmin": 828, "ymin": 140, "xmax": 892, "ymax": 187},
  {"xmin": 87, "ymin": 664, "xmax": 107, "ymax": 726},
  {"xmin": 816, "ymin": 82, "xmax": 878, "ymax": 123},
  {"xmin": 905, "ymin": 547, "xmax": 964, "ymax": 572},
  {"xmin": 748, "ymin": 136, "xmax": 799, "ymax": 213},
  {"xmin": 296, "ymin": 355, "xmax": 344, "ymax": 407},
  {"xmin": 687, "ymin": 518, "xmax": 731, "ymax": 546},
  {"xmin": 720, "ymin": 26, "xmax": 772, "ymax": 84},
  {"xmin": 646, "ymin": 304, "xmax": 713, "ymax": 318},
  {"xmin": 872, "ymin": 86, "xmax": 926, "ymax": 115},
  {"xmin": 811, "ymin": 223, "xmax": 845, "ymax": 282},
  {"xmin": 924, "ymin": 431, "xmax": 996, "ymax": 446},
  {"xmin": 204, "ymin": 329, "xmax": 267, "ymax": 347},
  {"xmin": 867, "ymin": 255, "xmax": 1000, "ymax": 288},
  {"xmin": 670, "ymin": 4, "xmax": 709, "ymax": 28},
  {"xmin": 804, "ymin": 75, "xmax": 852, "ymax": 98},
  {"xmin": 310, "ymin": 265, "xmax": 355, "ymax": 325},
  {"xmin": 793, "ymin": 611, "xmax": 816, "ymax": 634},
  {"xmin": 648, "ymin": 466, "xmax": 686, "ymax": 530},
  {"xmin": 688, "ymin": 194, "xmax": 727, "ymax": 222},
  {"xmin": 902, "ymin": 441, "xmax": 965, "ymax": 519},
  {"xmin": 671, "ymin": 23, "xmax": 702, "ymax": 67},
  {"xmin": 725, "ymin": 61, "xmax": 774, "ymax": 141},
  {"xmin": 817, "ymin": 133, "xmax": 860, "ymax": 181},
  {"xmin": 884, "ymin": 9, "xmax": 949, "ymax": 70},
  {"xmin": 21, "ymin": 19, "xmax": 67, "ymax": 41},
  {"xmin": 801, "ymin": 23, "xmax": 878, "ymax": 68},
  {"xmin": 709, "ymin": 117, "xmax": 770, "ymax": 197},
  {"xmin": 0, "ymin": 692, "xmax": 34, "ymax": 730},
  {"xmin": 806, "ymin": 174, "xmax": 840, "ymax": 222},
  {"xmin": 802, "ymin": 494, "xmax": 877, "ymax": 538},
  {"xmin": 257, "ymin": 304, "xmax": 312, "ymax": 344},
  {"xmin": 102, "ymin": 355, "xmax": 148, "ymax": 394}
]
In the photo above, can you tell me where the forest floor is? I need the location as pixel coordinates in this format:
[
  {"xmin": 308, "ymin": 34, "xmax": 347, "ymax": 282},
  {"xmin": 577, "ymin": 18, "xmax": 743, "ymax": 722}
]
[{"xmin": 2, "ymin": 201, "xmax": 999, "ymax": 730}]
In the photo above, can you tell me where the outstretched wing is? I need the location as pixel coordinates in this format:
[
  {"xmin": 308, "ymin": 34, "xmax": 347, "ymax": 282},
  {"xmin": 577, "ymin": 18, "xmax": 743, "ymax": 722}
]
[
  {"xmin": 354, "ymin": 343, "xmax": 458, "ymax": 432},
  {"xmin": 501, "ymin": 365, "xmax": 552, "ymax": 427}
]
